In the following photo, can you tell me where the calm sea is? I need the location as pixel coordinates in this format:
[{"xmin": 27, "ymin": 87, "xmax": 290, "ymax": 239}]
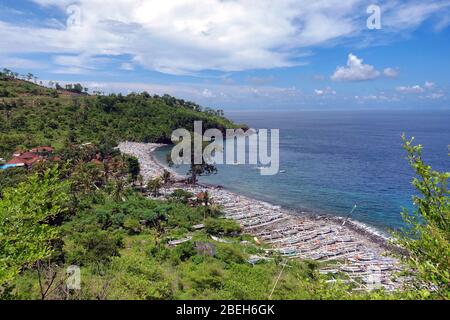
[{"xmin": 154, "ymin": 110, "xmax": 450, "ymax": 232}]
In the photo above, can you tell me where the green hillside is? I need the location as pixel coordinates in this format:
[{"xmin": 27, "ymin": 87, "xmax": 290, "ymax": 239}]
[{"xmin": 0, "ymin": 71, "xmax": 239, "ymax": 159}]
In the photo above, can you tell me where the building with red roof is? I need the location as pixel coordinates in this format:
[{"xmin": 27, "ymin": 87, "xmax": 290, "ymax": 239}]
[
  {"xmin": 6, "ymin": 146, "xmax": 54, "ymax": 168},
  {"xmin": 29, "ymin": 146, "xmax": 54, "ymax": 153},
  {"xmin": 7, "ymin": 152, "xmax": 42, "ymax": 166}
]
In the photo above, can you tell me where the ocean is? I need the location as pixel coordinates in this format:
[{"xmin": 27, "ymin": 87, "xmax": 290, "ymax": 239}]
[{"xmin": 153, "ymin": 110, "xmax": 450, "ymax": 233}]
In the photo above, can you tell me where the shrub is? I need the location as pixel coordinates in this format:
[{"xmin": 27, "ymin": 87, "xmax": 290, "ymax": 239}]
[
  {"xmin": 395, "ymin": 136, "xmax": 450, "ymax": 298},
  {"xmin": 123, "ymin": 217, "xmax": 141, "ymax": 234},
  {"xmin": 216, "ymin": 244, "xmax": 246, "ymax": 264},
  {"xmin": 64, "ymin": 230, "xmax": 123, "ymax": 266},
  {"xmin": 204, "ymin": 218, "xmax": 241, "ymax": 236},
  {"xmin": 168, "ymin": 189, "xmax": 193, "ymax": 204},
  {"xmin": 170, "ymin": 242, "xmax": 196, "ymax": 265}
]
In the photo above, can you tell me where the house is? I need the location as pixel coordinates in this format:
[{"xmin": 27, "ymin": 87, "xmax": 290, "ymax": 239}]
[
  {"xmin": 5, "ymin": 146, "xmax": 54, "ymax": 169},
  {"xmin": 12, "ymin": 150, "xmax": 24, "ymax": 157},
  {"xmin": 29, "ymin": 146, "xmax": 54, "ymax": 153},
  {"xmin": 7, "ymin": 152, "xmax": 42, "ymax": 167}
]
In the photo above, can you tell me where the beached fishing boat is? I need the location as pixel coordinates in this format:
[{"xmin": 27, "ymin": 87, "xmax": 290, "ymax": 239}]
[
  {"xmin": 340, "ymin": 265, "xmax": 363, "ymax": 273},
  {"xmin": 168, "ymin": 236, "xmax": 192, "ymax": 247}
]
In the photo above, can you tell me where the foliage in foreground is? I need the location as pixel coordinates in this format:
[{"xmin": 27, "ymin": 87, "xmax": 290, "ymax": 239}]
[
  {"xmin": 0, "ymin": 167, "xmax": 68, "ymax": 285},
  {"xmin": 395, "ymin": 136, "xmax": 450, "ymax": 299}
]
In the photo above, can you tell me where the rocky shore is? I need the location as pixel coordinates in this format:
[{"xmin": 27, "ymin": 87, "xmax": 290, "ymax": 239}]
[{"xmin": 118, "ymin": 141, "xmax": 405, "ymax": 291}]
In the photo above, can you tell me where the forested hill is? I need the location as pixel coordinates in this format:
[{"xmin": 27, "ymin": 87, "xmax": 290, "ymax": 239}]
[{"xmin": 0, "ymin": 72, "xmax": 240, "ymax": 158}]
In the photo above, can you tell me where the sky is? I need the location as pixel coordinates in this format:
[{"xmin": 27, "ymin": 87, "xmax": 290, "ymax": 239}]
[{"xmin": 0, "ymin": 0, "xmax": 450, "ymax": 110}]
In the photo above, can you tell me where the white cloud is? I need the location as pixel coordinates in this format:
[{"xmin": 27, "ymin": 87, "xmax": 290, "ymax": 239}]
[
  {"xmin": 0, "ymin": 57, "xmax": 48, "ymax": 69},
  {"xmin": 396, "ymin": 81, "xmax": 441, "ymax": 94},
  {"xmin": 355, "ymin": 95, "xmax": 378, "ymax": 101},
  {"xmin": 0, "ymin": 0, "xmax": 447, "ymax": 75},
  {"xmin": 354, "ymin": 94, "xmax": 398, "ymax": 103},
  {"xmin": 383, "ymin": 1, "xmax": 450, "ymax": 31},
  {"xmin": 246, "ymin": 76, "xmax": 275, "ymax": 86},
  {"xmin": 315, "ymin": 89, "xmax": 324, "ymax": 96},
  {"xmin": 314, "ymin": 87, "xmax": 336, "ymax": 96},
  {"xmin": 396, "ymin": 85, "xmax": 424, "ymax": 93},
  {"xmin": 120, "ymin": 63, "xmax": 134, "ymax": 71},
  {"xmin": 331, "ymin": 53, "xmax": 381, "ymax": 81},
  {"xmin": 202, "ymin": 88, "xmax": 216, "ymax": 98},
  {"xmin": 44, "ymin": 80, "xmax": 303, "ymax": 105},
  {"xmin": 424, "ymin": 81, "xmax": 435, "ymax": 88},
  {"xmin": 383, "ymin": 67, "xmax": 399, "ymax": 78},
  {"xmin": 426, "ymin": 93, "xmax": 444, "ymax": 99}
]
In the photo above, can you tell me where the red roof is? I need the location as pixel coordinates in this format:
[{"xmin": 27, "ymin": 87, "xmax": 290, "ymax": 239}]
[
  {"xmin": 6, "ymin": 157, "xmax": 26, "ymax": 165},
  {"xmin": 7, "ymin": 146, "xmax": 54, "ymax": 167},
  {"xmin": 7, "ymin": 153, "xmax": 42, "ymax": 166},
  {"xmin": 196, "ymin": 192, "xmax": 209, "ymax": 201},
  {"xmin": 29, "ymin": 146, "xmax": 54, "ymax": 153}
]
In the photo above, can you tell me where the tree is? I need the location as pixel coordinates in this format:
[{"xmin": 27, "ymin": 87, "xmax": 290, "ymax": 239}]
[
  {"xmin": 167, "ymin": 138, "xmax": 218, "ymax": 185},
  {"xmin": 125, "ymin": 156, "xmax": 140, "ymax": 182},
  {"xmin": 73, "ymin": 83, "xmax": 83, "ymax": 94},
  {"xmin": 0, "ymin": 167, "xmax": 69, "ymax": 287},
  {"xmin": 161, "ymin": 169, "xmax": 172, "ymax": 185},
  {"xmin": 396, "ymin": 135, "xmax": 450, "ymax": 298},
  {"xmin": 187, "ymin": 163, "xmax": 217, "ymax": 185},
  {"xmin": 2, "ymin": 68, "xmax": 11, "ymax": 77},
  {"xmin": 70, "ymin": 162, "xmax": 105, "ymax": 195},
  {"xmin": 112, "ymin": 180, "xmax": 126, "ymax": 202},
  {"xmin": 147, "ymin": 177, "xmax": 162, "ymax": 197}
]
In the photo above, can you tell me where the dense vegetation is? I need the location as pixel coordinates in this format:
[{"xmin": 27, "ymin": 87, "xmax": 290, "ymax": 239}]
[
  {"xmin": 0, "ymin": 72, "xmax": 449, "ymax": 300},
  {"xmin": 395, "ymin": 136, "xmax": 450, "ymax": 299},
  {"xmin": 1, "ymin": 151, "xmax": 360, "ymax": 300},
  {"xmin": 0, "ymin": 70, "xmax": 237, "ymax": 160}
]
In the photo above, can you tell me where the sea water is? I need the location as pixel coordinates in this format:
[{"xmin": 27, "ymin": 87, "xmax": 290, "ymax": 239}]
[{"xmin": 154, "ymin": 110, "xmax": 450, "ymax": 232}]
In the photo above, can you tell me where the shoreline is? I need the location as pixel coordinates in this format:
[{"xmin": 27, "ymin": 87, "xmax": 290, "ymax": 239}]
[
  {"xmin": 147, "ymin": 143, "xmax": 393, "ymax": 244},
  {"xmin": 118, "ymin": 141, "xmax": 404, "ymax": 291}
]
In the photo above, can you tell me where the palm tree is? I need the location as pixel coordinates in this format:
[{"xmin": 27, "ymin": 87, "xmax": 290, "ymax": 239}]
[
  {"xmin": 147, "ymin": 177, "xmax": 162, "ymax": 197},
  {"xmin": 161, "ymin": 169, "xmax": 172, "ymax": 185},
  {"xmin": 136, "ymin": 174, "xmax": 144, "ymax": 192},
  {"xmin": 112, "ymin": 180, "xmax": 126, "ymax": 202}
]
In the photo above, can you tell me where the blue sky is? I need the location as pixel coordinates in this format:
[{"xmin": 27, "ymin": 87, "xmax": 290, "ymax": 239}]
[{"xmin": 1, "ymin": 0, "xmax": 449, "ymax": 110}]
